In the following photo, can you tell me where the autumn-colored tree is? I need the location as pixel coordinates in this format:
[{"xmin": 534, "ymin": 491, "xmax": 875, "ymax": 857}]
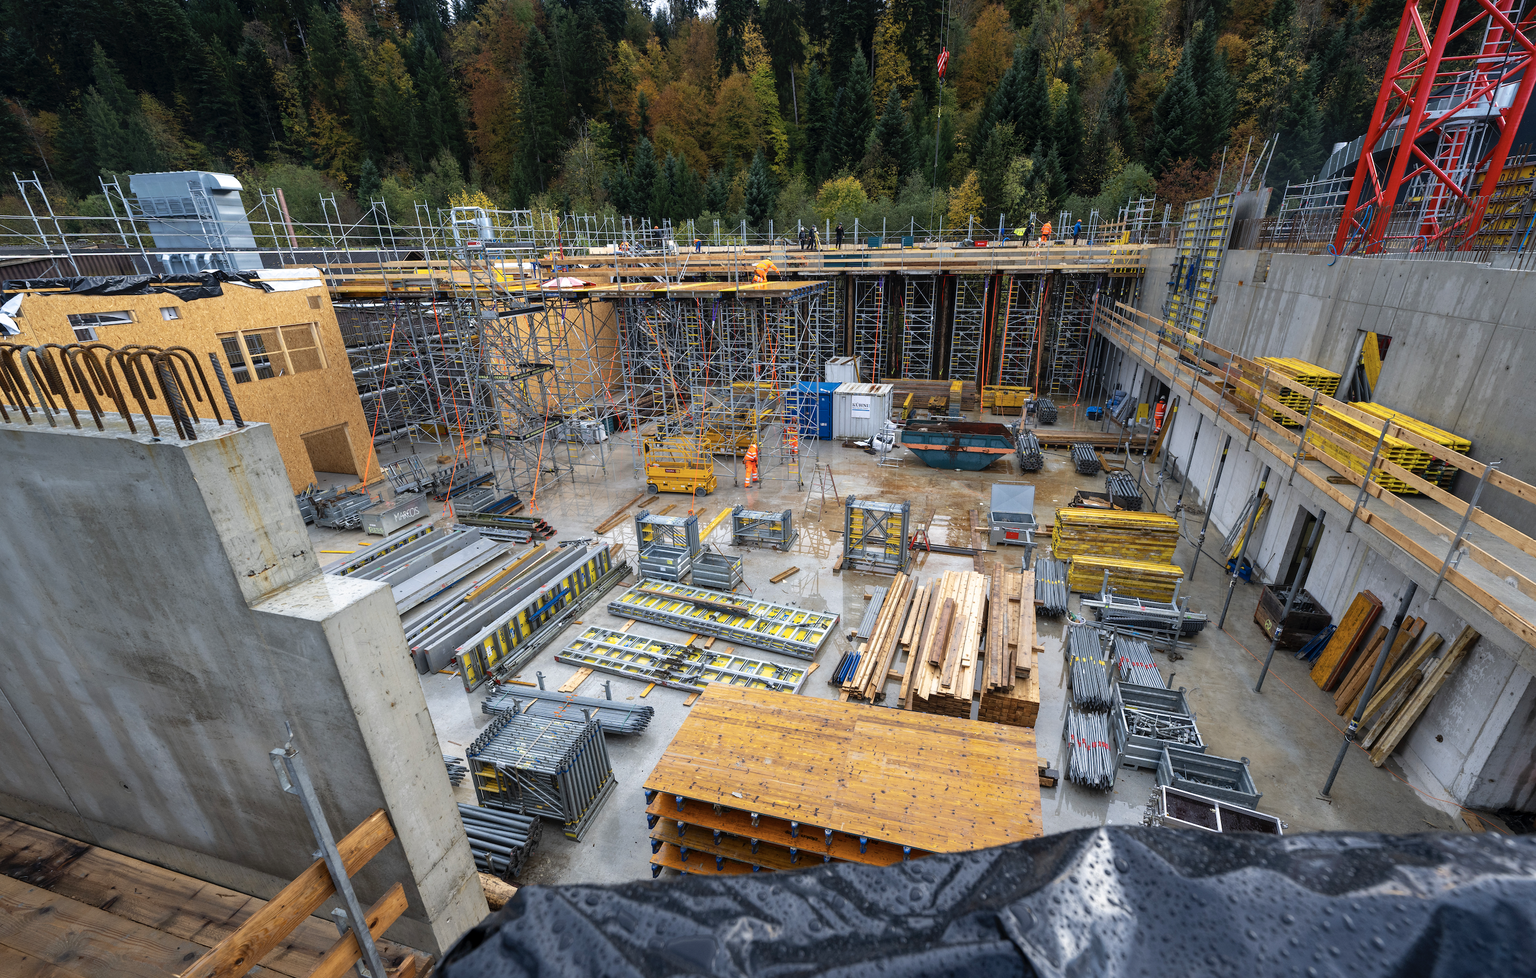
[
  {"xmin": 955, "ymin": 6, "xmax": 1015, "ymax": 108},
  {"xmin": 947, "ymin": 170, "xmax": 984, "ymax": 228},
  {"xmin": 815, "ymin": 175, "xmax": 870, "ymax": 222}
]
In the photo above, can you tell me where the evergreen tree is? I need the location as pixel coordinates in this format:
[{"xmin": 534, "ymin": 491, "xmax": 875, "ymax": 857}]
[
  {"xmin": 803, "ymin": 64, "xmax": 834, "ymax": 181},
  {"xmin": 761, "ymin": 0, "xmax": 804, "ymax": 106},
  {"xmin": 838, "ymin": 48, "xmax": 875, "ymax": 170},
  {"xmin": 1056, "ymin": 73, "xmax": 1085, "ymax": 193},
  {"xmin": 705, "ymin": 163, "xmax": 732, "ymax": 213},
  {"xmin": 82, "ymin": 45, "xmax": 162, "ymax": 175},
  {"xmin": 1146, "ymin": 41, "xmax": 1201, "ymax": 174},
  {"xmin": 716, "ymin": 0, "xmax": 751, "ymax": 78},
  {"xmin": 510, "ymin": 27, "xmax": 557, "ymax": 202},
  {"xmin": 1015, "ymin": 46, "xmax": 1050, "ymax": 152},
  {"xmin": 358, "ymin": 158, "xmax": 382, "ymax": 200},
  {"xmin": 1189, "ymin": 23, "xmax": 1234, "ymax": 161},
  {"xmin": 1039, "ymin": 142, "xmax": 1067, "ymax": 204},
  {"xmin": 743, "ymin": 150, "xmax": 775, "ymax": 229},
  {"xmin": 654, "ymin": 152, "xmax": 681, "ymax": 220},
  {"xmin": 815, "ymin": 88, "xmax": 843, "ymax": 182},
  {"xmin": 977, "ymin": 123, "xmax": 1018, "ymax": 227},
  {"xmin": 869, "ymin": 86, "xmax": 912, "ymax": 183},
  {"xmin": 1272, "ymin": 61, "xmax": 1324, "ymax": 185},
  {"xmin": 676, "ymin": 159, "xmax": 705, "ymax": 218},
  {"xmin": 628, "ymin": 137, "xmax": 661, "ymax": 217}
]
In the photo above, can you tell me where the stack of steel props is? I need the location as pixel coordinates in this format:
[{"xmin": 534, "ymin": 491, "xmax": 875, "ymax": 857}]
[
  {"xmin": 467, "ymin": 710, "xmax": 617, "ymax": 842},
  {"xmin": 1082, "ymin": 590, "xmax": 1207, "ymax": 638},
  {"xmin": 1034, "ymin": 556, "xmax": 1069, "ymax": 616},
  {"xmin": 1072, "ymin": 443, "xmax": 1101, "ymax": 475},
  {"xmin": 445, "ymin": 756, "xmax": 467, "ymax": 786},
  {"xmin": 1114, "ymin": 637, "xmax": 1164, "ymax": 687},
  {"xmin": 1064, "ymin": 706, "xmax": 1115, "ymax": 790},
  {"xmin": 482, "ymin": 685, "xmax": 655, "ymax": 736},
  {"xmin": 1105, "ymin": 471, "xmax": 1143, "ymax": 510},
  {"xmin": 1067, "ymin": 625, "xmax": 1114, "ymax": 711},
  {"xmin": 1016, "ymin": 429, "xmax": 1044, "ymax": 472},
  {"xmin": 1035, "ymin": 397, "xmax": 1059, "ymax": 425},
  {"xmin": 459, "ymin": 803, "xmax": 542, "ymax": 880}
]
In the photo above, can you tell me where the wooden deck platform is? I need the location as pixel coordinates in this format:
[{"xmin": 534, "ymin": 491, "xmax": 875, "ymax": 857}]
[
  {"xmin": 645, "ymin": 686, "xmax": 1041, "ymax": 857},
  {"xmin": 0, "ymin": 817, "xmax": 432, "ymax": 978}
]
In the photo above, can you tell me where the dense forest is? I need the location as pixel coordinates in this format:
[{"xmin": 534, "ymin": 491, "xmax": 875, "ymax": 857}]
[{"xmin": 0, "ymin": 0, "xmax": 1399, "ymax": 234}]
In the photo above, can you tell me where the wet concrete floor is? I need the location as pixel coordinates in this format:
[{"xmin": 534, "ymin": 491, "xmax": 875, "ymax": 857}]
[{"xmin": 307, "ymin": 406, "xmax": 1460, "ymax": 889}]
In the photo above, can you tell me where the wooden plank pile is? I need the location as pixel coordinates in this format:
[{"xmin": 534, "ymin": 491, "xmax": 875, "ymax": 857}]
[
  {"xmin": 899, "ymin": 566, "xmax": 1041, "ymax": 727},
  {"xmin": 1364, "ymin": 627, "xmax": 1480, "ymax": 765},
  {"xmin": 841, "ymin": 572, "xmax": 915, "ymax": 701},
  {"xmin": 881, "ymin": 377, "xmax": 977, "ymax": 413}
]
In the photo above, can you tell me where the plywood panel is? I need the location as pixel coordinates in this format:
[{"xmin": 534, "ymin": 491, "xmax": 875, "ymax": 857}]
[
  {"xmin": 7, "ymin": 284, "xmax": 369, "ymax": 491},
  {"xmin": 645, "ymin": 686, "xmax": 1041, "ymax": 853}
]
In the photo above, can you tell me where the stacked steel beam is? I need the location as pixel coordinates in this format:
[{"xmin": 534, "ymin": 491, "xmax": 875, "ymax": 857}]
[
  {"xmin": 1105, "ymin": 471, "xmax": 1143, "ymax": 510},
  {"xmin": 459, "ymin": 803, "xmax": 542, "ymax": 879},
  {"xmin": 467, "ymin": 711, "xmax": 617, "ymax": 841},
  {"xmin": 1065, "ymin": 707, "xmax": 1115, "ymax": 790},
  {"xmin": 481, "ymin": 686, "xmax": 655, "ymax": 735},
  {"xmin": 1034, "ymin": 556, "xmax": 1068, "ymax": 616},
  {"xmin": 1072, "ymin": 443, "xmax": 1101, "ymax": 474}
]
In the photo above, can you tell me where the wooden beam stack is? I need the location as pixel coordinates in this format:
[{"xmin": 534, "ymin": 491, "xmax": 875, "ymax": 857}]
[
  {"xmin": 978, "ymin": 565, "xmax": 1041, "ymax": 727},
  {"xmin": 841, "ymin": 572, "xmax": 915, "ymax": 701},
  {"xmin": 1365, "ymin": 627, "xmax": 1480, "ymax": 765},
  {"xmin": 905, "ymin": 570, "xmax": 988, "ymax": 719}
]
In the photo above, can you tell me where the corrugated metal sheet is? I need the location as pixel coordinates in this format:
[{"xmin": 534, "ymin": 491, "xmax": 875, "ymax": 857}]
[{"xmin": 832, "ymin": 382, "xmax": 894, "ymax": 439}]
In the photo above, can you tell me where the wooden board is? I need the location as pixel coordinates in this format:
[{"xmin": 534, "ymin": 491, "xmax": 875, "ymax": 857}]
[
  {"xmin": 0, "ymin": 873, "xmax": 207, "ymax": 978},
  {"xmin": 558, "ymin": 667, "xmax": 594, "ymax": 693},
  {"xmin": 1335, "ymin": 618, "xmax": 1424, "ymax": 715},
  {"xmin": 1370, "ymin": 628, "xmax": 1481, "ymax": 766},
  {"xmin": 1310, "ymin": 590, "xmax": 1383, "ymax": 690},
  {"xmin": 645, "ymin": 685, "xmax": 1041, "ymax": 852}
]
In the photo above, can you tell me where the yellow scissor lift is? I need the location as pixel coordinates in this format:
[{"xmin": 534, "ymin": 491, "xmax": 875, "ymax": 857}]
[{"xmin": 641, "ymin": 432, "xmax": 718, "ymax": 496}]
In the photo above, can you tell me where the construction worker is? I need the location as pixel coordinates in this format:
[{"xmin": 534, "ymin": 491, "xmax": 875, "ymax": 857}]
[
  {"xmin": 1040, "ymin": 219, "xmax": 1053, "ymax": 247},
  {"xmin": 835, "ymin": 222, "xmax": 845, "ymax": 249},
  {"xmin": 752, "ymin": 258, "xmax": 778, "ymax": 283},
  {"xmin": 786, "ymin": 424, "xmax": 799, "ymax": 456},
  {"xmin": 1072, "ymin": 219, "xmax": 1083, "ymax": 245},
  {"xmin": 1153, "ymin": 397, "xmax": 1167, "ymax": 431},
  {"xmin": 744, "ymin": 442, "xmax": 760, "ymax": 486}
]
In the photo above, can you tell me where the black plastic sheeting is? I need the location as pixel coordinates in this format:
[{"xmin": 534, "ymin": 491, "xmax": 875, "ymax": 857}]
[
  {"xmin": 2, "ymin": 270, "xmax": 267, "ymax": 301},
  {"xmin": 437, "ymin": 827, "xmax": 1536, "ymax": 978}
]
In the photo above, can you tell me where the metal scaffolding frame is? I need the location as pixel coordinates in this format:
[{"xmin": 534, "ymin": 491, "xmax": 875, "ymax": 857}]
[
  {"xmin": 949, "ymin": 274, "xmax": 989, "ymax": 385},
  {"xmin": 901, "ymin": 275, "xmax": 939, "ymax": 381},
  {"xmin": 994, "ymin": 273, "xmax": 1043, "ymax": 388},
  {"xmin": 851, "ymin": 276, "xmax": 887, "ymax": 383}
]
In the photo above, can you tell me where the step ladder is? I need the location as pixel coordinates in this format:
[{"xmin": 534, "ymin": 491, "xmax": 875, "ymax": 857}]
[{"xmin": 802, "ymin": 462, "xmax": 839, "ymax": 521}]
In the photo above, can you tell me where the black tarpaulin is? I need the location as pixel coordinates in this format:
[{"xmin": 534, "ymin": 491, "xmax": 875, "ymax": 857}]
[
  {"xmin": 436, "ymin": 827, "xmax": 1536, "ymax": 978},
  {"xmin": 2, "ymin": 270, "xmax": 267, "ymax": 301}
]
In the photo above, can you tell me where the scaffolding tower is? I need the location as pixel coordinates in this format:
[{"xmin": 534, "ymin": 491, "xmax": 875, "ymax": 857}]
[
  {"xmin": 901, "ymin": 275, "xmax": 939, "ymax": 380},
  {"xmin": 949, "ymin": 274, "xmax": 990, "ymax": 385},
  {"xmin": 851, "ymin": 276, "xmax": 887, "ymax": 383}
]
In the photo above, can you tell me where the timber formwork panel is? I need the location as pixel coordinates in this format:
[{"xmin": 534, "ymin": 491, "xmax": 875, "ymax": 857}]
[
  {"xmin": 949, "ymin": 274, "xmax": 990, "ymax": 386},
  {"xmin": 641, "ymin": 686, "xmax": 1041, "ymax": 877},
  {"xmin": 902, "ymin": 275, "xmax": 939, "ymax": 381}
]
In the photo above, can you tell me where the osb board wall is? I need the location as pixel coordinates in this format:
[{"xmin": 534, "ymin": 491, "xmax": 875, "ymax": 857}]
[{"xmin": 7, "ymin": 286, "xmax": 371, "ymax": 492}]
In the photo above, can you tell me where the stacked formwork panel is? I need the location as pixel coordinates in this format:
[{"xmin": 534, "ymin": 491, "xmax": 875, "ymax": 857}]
[{"xmin": 1163, "ymin": 192, "xmax": 1236, "ymax": 339}]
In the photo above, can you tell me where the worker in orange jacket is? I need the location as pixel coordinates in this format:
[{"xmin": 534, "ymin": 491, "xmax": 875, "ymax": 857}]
[
  {"xmin": 1153, "ymin": 397, "xmax": 1167, "ymax": 431},
  {"xmin": 744, "ymin": 443, "xmax": 760, "ymax": 486},
  {"xmin": 752, "ymin": 259, "xmax": 778, "ymax": 283}
]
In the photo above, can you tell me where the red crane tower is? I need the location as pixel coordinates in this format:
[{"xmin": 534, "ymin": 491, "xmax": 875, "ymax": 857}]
[{"xmin": 1333, "ymin": 0, "xmax": 1536, "ymax": 254}]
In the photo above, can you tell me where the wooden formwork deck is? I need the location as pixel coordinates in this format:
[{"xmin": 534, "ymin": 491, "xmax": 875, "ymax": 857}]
[
  {"xmin": 645, "ymin": 685, "xmax": 1041, "ymax": 856},
  {"xmin": 0, "ymin": 817, "xmax": 431, "ymax": 978}
]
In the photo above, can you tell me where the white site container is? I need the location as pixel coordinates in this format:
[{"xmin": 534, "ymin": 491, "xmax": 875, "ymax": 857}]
[
  {"xmin": 832, "ymin": 383, "xmax": 894, "ymax": 439},
  {"xmin": 825, "ymin": 356, "xmax": 862, "ymax": 384}
]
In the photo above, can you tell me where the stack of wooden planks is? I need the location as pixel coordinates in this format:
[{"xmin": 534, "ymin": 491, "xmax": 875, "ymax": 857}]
[
  {"xmin": 1363, "ymin": 627, "xmax": 1480, "ymax": 765},
  {"xmin": 1051, "ymin": 508, "xmax": 1180, "ymax": 563},
  {"xmin": 841, "ymin": 572, "xmax": 915, "ymax": 701},
  {"xmin": 643, "ymin": 685, "xmax": 1042, "ymax": 877},
  {"xmin": 978, "ymin": 564, "xmax": 1042, "ymax": 727},
  {"xmin": 903, "ymin": 570, "xmax": 988, "ymax": 718},
  {"xmin": 1332, "ymin": 617, "xmax": 1425, "ymax": 715},
  {"xmin": 1310, "ymin": 591, "xmax": 1384, "ymax": 690}
]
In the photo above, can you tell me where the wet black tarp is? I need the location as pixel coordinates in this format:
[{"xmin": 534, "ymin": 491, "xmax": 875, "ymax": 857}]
[
  {"xmin": 437, "ymin": 827, "xmax": 1536, "ymax": 978},
  {"xmin": 2, "ymin": 270, "xmax": 265, "ymax": 300}
]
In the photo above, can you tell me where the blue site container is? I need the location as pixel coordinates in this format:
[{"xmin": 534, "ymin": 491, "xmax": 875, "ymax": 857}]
[{"xmin": 791, "ymin": 382, "xmax": 842, "ymax": 439}]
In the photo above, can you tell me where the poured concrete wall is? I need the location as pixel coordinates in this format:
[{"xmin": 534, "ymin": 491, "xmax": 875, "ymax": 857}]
[
  {"xmin": 1117, "ymin": 249, "xmax": 1536, "ymax": 811},
  {"xmin": 0, "ymin": 417, "xmax": 485, "ymax": 952}
]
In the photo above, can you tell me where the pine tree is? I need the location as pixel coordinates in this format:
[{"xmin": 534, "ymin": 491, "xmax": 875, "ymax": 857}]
[
  {"xmin": 716, "ymin": 0, "xmax": 752, "ymax": 78},
  {"xmin": 1188, "ymin": 23, "xmax": 1234, "ymax": 162},
  {"xmin": 838, "ymin": 48, "xmax": 875, "ymax": 171},
  {"xmin": 1146, "ymin": 41, "xmax": 1201, "ymax": 175},
  {"xmin": 1015, "ymin": 46, "xmax": 1050, "ymax": 152},
  {"xmin": 1039, "ymin": 142, "xmax": 1067, "ymax": 204},
  {"xmin": 705, "ymin": 163, "xmax": 732, "ymax": 213},
  {"xmin": 977, "ymin": 123, "xmax": 1018, "ymax": 227},
  {"xmin": 1272, "ymin": 61, "xmax": 1324, "ymax": 185},
  {"xmin": 743, "ymin": 150, "xmax": 775, "ymax": 230},
  {"xmin": 761, "ymin": 0, "xmax": 803, "ymax": 106},
  {"xmin": 803, "ymin": 64, "xmax": 834, "ymax": 181},
  {"xmin": 869, "ymin": 86, "xmax": 912, "ymax": 182},
  {"xmin": 358, "ymin": 158, "xmax": 382, "ymax": 200},
  {"xmin": 1056, "ymin": 73, "xmax": 1085, "ymax": 193},
  {"xmin": 629, "ymin": 137, "xmax": 661, "ymax": 217}
]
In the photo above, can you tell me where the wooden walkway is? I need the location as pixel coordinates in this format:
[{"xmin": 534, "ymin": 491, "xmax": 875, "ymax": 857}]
[
  {"xmin": 0, "ymin": 817, "xmax": 431, "ymax": 978},
  {"xmin": 645, "ymin": 686, "xmax": 1041, "ymax": 860}
]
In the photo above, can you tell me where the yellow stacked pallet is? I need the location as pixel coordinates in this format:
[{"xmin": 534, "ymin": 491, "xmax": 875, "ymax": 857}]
[
  {"xmin": 1350, "ymin": 402, "xmax": 1470, "ymax": 492},
  {"xmin": 1068, "ymin": 555, "xmax": 1184, "ymax": 600},
  {"xmin": 1051, "ymin": 509, "xmax": 1180, "ymax": 563},
  {"xmin": 1252, "ymin": 357, "xmax": 1341, "ymax": 425},
  {"xmin": 1312, "ymin": 408, "xmax": 1427, "ymax": 494}
]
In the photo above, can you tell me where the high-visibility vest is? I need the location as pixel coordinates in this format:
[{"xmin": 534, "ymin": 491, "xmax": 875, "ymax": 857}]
[
  {"xmin": 744, "ymin": 447, "xmax": 759, "ymax": 464},
  {"xmin": 1154, "ymin": 401, "xmax": 1167, "ymax": 430}
]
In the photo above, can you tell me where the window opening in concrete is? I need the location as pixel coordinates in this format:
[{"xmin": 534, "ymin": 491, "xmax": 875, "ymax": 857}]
[{"xmin": 1280, "ymin": 507, "xmax": 1321, "ymax": 588}]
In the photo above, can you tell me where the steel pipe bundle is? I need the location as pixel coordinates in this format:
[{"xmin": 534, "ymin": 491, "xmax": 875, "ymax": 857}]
[
  {"xmin": 1034, "ymin": 556, "xmax": 1068, "ymax": 616},
  {"xmin": 1114, "ymin": 638, "xmax": 1164, "ymax": 687},
  {"xmin": 1016, "ymin": 429, "xmax": 1044, "ymax": 471},
  {"xmin": 445, "ymin": 755, "xmax": 467, "ymax": 786},
  {"xmin": 1035, "ymin": 397, "xmax": 1059, "ymax": 425},
  {"xmin": 1072, "ymin": 443, "xmax": 1101, "ymax": 475},
  {"xmin": 1068, "ymin": 625, "xmax": 1113, "ymax": 711},
  {"xmin": 468, "ymin": 710, "xmax": 618, "ymax": 841},
  {"xmin": 1064, "ymin": 707, "xmax": 1115, "ymax": 790},
  {"xmin": 1105, "ymin": 471, "xmax": 1143, "ymax": 510},
  {"xmin": 482, "ymin": 687, "xmax": 655, "ymax": 735},
  {"xmin": 459, "ymin": 803, "xmax": 543, "ymax": 879}
]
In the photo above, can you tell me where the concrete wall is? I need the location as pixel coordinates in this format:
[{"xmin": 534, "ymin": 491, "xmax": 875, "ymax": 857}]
[
  {"xmin": 1120, "ymin": 250, "xmax": 1536, "ymax": 811},
  {"xmin": 1138, "ymin": 247, "xmax": 1536, "ymax": 533},
  {"xmin": 0, "ymin": 417, "xmax": 484, "ymax": 952}
]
